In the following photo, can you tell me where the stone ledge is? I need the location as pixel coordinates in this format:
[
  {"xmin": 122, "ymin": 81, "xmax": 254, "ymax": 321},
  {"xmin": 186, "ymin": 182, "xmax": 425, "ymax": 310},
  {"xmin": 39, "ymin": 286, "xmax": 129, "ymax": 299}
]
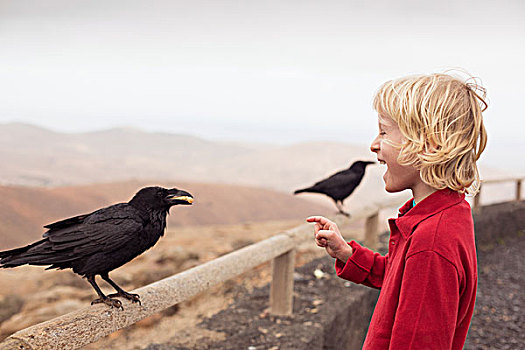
[
  {"xmin": 146, "ymin": 255, "xmax": 379, "ymax": 350},
  {"xmin": 474, "ymin": 200, "xmax": 525, "ymax": 245}
]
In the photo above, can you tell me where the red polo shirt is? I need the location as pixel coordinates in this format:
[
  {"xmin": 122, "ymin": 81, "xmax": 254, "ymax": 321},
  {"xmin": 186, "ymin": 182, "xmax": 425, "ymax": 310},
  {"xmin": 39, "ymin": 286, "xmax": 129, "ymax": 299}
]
[{"xmin": 336, "ymin": 189, "xmax": 477, "ymax": 349}]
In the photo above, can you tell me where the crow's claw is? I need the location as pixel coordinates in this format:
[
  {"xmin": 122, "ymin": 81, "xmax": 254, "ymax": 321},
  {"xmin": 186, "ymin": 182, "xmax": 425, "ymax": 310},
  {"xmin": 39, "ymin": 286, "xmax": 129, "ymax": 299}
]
[
  {"xmin": 108, "ymin": 292, "xmax": 142, "ymax": 306},
  {"xmin": 91, "ymin": 297, "xmax": 124, "ymax": 310},
  {"xmin": 337, "ymin": 210, "xmax": 351, "ymax": 218}
]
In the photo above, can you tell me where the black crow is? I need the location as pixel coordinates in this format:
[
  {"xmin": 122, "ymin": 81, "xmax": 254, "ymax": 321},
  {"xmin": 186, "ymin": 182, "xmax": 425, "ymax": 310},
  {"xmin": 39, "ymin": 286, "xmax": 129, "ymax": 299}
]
[
  {"xmin": 0, "ymin": 186, "xmax": 193, "ymax": 309},
  {"xmin": 294, "ymin": 160, "xmax": 374, "ymax": 216}
]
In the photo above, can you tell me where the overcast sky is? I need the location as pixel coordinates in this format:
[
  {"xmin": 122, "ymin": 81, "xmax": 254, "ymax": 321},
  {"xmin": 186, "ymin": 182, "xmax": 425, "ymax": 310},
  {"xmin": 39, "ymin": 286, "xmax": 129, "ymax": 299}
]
[{"xmin": 1, "ymin": 0, "xmax": 524, "ymax": 171}]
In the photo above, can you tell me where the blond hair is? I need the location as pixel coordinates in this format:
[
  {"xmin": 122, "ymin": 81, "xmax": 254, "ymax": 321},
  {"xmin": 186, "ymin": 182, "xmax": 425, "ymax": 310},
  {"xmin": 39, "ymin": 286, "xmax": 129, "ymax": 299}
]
[{"xmin": 373, "ymin": 73, "xmax": 488, "ymax": 194}]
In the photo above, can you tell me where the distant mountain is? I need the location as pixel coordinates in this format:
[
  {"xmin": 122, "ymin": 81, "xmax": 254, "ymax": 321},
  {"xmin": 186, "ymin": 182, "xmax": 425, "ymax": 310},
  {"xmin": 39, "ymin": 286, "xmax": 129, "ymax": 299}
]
[
  {"xmin": 0, "ymin": 180, "xmax": 333, "ymax": 250},
  {"xmin": 0, "ymin": 122, "xmax": 373, "ymax": 191},
  {"xmin": 0, "ymin": 123, "xmax": 262, "ymax": 187}
]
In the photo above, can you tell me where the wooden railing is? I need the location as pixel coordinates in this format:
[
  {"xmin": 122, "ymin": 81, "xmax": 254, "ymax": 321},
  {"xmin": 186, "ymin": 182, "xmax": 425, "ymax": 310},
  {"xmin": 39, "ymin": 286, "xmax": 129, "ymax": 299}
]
[
  {"xmin": 473, "ymin": 177, "xmax": 524, "ymax": 209},
  {"xmin": 0, "ymin": 196, "xmax": 407, "ymax": 350}
]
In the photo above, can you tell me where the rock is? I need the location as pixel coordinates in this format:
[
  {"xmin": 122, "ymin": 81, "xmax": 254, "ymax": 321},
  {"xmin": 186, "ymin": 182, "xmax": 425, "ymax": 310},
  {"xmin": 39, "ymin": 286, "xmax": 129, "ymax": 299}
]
[
  {"xmin": 231, "ymin": 239, "xmax": 255, "ymax": 251},
  {"xmin": 0, "ymin": 298, "xmax": 84, "ymax": 338},
  {"xmin": 0, "ymin": 295, "xmax": 24, "ymax": 324},
  {"xmin": 154, "ymin": 246, "xmax": 199, "ymax": 266}
]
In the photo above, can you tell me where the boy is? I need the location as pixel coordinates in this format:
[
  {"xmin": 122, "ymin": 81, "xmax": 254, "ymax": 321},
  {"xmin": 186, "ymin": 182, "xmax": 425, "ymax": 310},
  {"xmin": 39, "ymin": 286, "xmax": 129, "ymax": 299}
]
[{"xmin": 307, "ymin": 73, "xmax": 487, "ymax": 349}]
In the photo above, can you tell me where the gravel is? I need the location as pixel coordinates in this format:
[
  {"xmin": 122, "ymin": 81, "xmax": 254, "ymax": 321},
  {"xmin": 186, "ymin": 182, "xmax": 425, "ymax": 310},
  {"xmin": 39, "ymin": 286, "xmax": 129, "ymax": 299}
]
[{"xmin": 464, "ymin": 232, "xmax": 525, "ymax": 349}]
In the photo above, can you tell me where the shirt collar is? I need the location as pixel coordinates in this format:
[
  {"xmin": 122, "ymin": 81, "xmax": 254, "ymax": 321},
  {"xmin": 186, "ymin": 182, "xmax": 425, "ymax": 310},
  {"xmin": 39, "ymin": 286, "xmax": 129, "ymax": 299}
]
[{"xmin": 394, "ymin": 188, "xmax": 465, "ymax": 239}]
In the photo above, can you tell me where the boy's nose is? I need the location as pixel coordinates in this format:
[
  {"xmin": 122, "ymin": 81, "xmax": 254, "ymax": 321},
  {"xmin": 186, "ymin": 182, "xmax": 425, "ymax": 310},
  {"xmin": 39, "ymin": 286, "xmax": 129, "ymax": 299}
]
[{"xmin": 370, "ymin": 135, "xmax": 380, "ymax": 153}]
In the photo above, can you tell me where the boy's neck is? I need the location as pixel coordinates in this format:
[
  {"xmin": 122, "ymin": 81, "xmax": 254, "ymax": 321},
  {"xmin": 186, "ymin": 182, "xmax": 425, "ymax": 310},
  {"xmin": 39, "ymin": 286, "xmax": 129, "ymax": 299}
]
[{"xmin": 411, "ymin": 182, "xmax": 438, "ymax": 204}]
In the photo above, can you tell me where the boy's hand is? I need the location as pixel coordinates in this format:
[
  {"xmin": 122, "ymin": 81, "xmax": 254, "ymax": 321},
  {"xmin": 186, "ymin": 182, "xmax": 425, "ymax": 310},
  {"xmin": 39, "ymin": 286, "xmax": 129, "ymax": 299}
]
[{"xmin": 306, "ymin": 216, "xmax": 353, "ymax": 263}]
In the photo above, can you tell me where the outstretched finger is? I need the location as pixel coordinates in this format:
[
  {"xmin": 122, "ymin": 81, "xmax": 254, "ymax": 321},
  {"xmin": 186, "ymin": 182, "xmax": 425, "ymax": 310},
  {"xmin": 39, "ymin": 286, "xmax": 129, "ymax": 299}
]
[{"xmin": 306, "ymin": 216, "xmax": 333, "ymax": 226}]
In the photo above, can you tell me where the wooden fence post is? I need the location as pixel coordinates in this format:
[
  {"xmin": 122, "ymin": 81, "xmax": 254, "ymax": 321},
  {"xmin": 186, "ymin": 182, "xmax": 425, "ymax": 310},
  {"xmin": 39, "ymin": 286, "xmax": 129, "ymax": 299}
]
[
  {"xmin": 517, "ymin": 180, "xmax": 522, "ymax": 201},
  {"xmin": 364, "ymin": 212, "xmax": 379, "ymax": 250},
  {"xmin": 474, "ymin": 183, "xmax": 482, "ymax": 209},
  {"xmin": 270, "ymin": 249, "xmax": 296, "ymax": 316}
]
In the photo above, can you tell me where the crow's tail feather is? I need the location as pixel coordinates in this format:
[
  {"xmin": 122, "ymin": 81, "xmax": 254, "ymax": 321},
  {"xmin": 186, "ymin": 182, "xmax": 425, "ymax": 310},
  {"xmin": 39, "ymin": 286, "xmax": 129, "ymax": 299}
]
[
  {"xmin": 0, "ymin": 239, "xmax": 48, "ymax": 268},
  {"xmin": 294, "ymin": 187, "xmax": 320, "ymax": 195}
]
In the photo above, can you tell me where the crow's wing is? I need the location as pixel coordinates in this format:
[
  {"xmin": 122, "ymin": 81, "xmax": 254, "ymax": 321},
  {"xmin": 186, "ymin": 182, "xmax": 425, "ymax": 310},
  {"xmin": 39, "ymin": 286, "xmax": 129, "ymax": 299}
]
[
  {"xmin": 311, "ymin": 170, "xmax": 361, "ymax": 194},
  {"xmin": 44, "ymin": 214, "xmax": 90, "ymax": 230},
  {"xmin": 1, "ymin": 204, "xmax": 144, "ymax": 268},
  {"xmin": 43, "ymin": 204, "xmax": 144, "ymax": 255},
  {"xmin": 311, "ymin": 168, "xmax": 350, "ymax": 187}
]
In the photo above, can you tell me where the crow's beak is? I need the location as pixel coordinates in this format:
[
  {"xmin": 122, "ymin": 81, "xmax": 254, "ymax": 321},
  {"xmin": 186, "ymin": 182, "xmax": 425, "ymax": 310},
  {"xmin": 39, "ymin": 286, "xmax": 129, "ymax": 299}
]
[
  {"xmin": 165, "ymin": 190, "xmax": 194, "ymax": 205},
  {"xmin": 173, "ymin": 196, "xmax": 193, "ymax": 204}
]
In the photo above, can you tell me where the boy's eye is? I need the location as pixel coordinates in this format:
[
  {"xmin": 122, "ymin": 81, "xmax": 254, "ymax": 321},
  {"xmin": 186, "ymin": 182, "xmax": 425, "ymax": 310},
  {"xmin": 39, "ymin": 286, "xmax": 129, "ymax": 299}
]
[{"xmin": 379, "ymin": 131, "xmax": 386, "ymax": 136}]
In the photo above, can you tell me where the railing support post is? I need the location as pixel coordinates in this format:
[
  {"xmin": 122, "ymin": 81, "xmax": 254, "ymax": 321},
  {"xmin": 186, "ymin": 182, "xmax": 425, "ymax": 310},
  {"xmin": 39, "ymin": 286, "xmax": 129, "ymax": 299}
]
[
  {"xmin": 474, "ymin": 183, "xmax": 482, "ymax": 209},
  {"xmin": 364, "ymin": 212, "xmax": 379, "ymax": 250},
  {"xmin": 517, "ymin": 180, "xmax": 522, "ymax": 201},
  {"xmin": 270, "ymin": 249, "xmax": 296, "ymax": 316}
]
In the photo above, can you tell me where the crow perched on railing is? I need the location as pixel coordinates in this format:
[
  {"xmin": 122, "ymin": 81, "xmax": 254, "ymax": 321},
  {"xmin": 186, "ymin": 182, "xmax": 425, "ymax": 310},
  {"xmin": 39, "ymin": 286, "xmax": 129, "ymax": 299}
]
[
  {"xmin": 294, "ymin": 160, "xmax": 374, "ymax": 217},
  {"xmin": 0, "ymin": 186, "xmax": 193, "ymax": 309}
]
